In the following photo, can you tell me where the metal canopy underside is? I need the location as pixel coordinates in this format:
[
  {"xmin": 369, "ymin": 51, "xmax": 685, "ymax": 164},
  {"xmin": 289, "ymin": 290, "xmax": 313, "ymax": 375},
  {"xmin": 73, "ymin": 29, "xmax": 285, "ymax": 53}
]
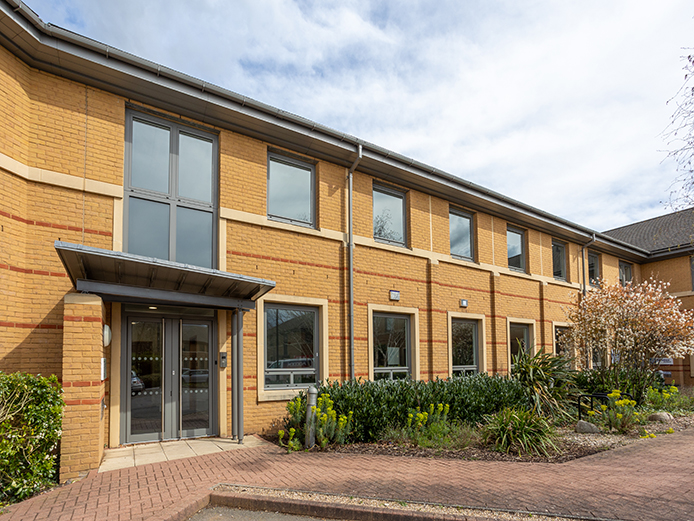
[{"xmin": 55, "ymin": 241, "xmax": 275, "ymax": 310}]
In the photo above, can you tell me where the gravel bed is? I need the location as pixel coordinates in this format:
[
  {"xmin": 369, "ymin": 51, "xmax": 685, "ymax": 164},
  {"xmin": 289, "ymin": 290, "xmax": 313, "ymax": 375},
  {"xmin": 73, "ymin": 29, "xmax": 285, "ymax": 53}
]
[{"xmin": 214, "ymin": 484, "xmax": 572, "ymax": 521}]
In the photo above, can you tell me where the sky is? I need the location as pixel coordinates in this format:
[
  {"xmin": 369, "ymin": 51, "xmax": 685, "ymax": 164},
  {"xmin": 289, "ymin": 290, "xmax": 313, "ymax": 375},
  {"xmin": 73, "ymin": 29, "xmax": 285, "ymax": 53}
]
[{"xmin": 24, "ymin": 0, "xmax": 694, "ymax": 231}]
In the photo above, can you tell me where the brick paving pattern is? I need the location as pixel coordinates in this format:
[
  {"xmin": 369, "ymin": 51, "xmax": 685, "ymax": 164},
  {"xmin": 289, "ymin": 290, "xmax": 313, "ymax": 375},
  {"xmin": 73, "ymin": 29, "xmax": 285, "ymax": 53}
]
[{"xmin": 5, "ymin": 428, "xmax": 694, "ymax": 521}]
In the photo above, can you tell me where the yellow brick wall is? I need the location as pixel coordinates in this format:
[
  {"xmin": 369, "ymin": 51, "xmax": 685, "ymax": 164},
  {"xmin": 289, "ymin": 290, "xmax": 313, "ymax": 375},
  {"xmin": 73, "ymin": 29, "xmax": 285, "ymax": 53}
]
[
  {"xmin": 4, "ymin": 34, "xmax": 694, "ymax": 454},
  {"xmin": 642, "ymin": 256, "xmax": 691, "ymax": 293}
]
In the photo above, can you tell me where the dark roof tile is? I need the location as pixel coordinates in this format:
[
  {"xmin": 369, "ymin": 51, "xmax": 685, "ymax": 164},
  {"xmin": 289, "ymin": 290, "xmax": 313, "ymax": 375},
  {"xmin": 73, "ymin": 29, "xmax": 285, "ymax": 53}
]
[{"xmin": 603, "ymin": 208, "xmax": 694, "ymax": 252}]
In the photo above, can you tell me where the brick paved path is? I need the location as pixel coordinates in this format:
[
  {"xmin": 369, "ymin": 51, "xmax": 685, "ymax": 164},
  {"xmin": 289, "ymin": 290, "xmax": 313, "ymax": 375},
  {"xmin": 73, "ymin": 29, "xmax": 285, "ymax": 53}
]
[{"xmin": 5, "ymin": 428, "xmax": 694, "ymax": 521}]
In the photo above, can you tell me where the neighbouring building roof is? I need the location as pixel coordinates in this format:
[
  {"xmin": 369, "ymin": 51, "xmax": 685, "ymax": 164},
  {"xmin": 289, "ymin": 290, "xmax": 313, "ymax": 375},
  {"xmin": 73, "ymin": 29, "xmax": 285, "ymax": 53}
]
[{"xmin": 603, "ymin": 208, "xmax": 694, "ymax": 255}]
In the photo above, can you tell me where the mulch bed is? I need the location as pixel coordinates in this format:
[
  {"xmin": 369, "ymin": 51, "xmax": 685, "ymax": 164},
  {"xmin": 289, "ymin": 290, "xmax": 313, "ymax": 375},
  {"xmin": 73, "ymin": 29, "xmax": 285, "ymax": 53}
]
[
  {"xmin": 264, "ymin": 412, "xmax": 694, "ymax": 464},
  {"xmin": 322, "ymin": 439, "xmax": 605, "ymax": 463}
]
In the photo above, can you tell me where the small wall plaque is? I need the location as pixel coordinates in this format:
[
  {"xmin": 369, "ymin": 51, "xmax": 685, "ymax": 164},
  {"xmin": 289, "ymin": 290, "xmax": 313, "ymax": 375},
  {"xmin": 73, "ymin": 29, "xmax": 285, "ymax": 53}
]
[
  {"xmin": 460, "ymin": 299, "xmax": 468, "ymax": 308},
  {"xmin": 389, "ymin": 290, "xmax": 400, "ymax": 301}
]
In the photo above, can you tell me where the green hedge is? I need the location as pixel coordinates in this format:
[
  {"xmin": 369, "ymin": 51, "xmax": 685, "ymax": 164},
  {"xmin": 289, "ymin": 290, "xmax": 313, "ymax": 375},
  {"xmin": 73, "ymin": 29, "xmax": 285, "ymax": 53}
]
[
  {"xmin": 316, "ymin": 374, "xmax": 527, "ymax": 442},
  {"xmin": 0, "ymin": 372, "xmax": 63, "ymax": 504}
]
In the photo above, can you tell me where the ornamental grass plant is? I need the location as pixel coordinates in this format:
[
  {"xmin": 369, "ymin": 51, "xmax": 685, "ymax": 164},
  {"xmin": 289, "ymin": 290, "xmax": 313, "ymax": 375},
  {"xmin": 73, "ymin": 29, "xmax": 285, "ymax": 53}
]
[
  {"xmin": 510, "ymin": 349, "xmax": 576, "ymax": 421},
  {"xmin": 480, "ymin": 407, "xmax": 559, "ymax": 457}
]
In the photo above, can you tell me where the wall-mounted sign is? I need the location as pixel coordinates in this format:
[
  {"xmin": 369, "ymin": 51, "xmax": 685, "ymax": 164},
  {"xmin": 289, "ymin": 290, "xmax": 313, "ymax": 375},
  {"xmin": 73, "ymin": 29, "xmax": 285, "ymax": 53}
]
[
  {"xmin": 460, "ymin": 299, "xmax": 468, "ymax": 308},
  {"xmin": 389, "ymin": 290, "xmax": 400, "ymax": 301}
]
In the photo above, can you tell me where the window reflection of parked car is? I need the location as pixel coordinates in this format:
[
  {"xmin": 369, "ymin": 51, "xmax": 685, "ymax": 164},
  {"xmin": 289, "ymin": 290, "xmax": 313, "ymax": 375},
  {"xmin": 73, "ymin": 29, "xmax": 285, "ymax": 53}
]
[
  {"xmin": 181, "ymin": 369, "xmax": 208, "ymax": 384},
  {"xmin": 131, "ymin": 370, "xmax": 145, "ymax": 392},
  {"xmin": 267, "ymin": 358, "xmax": 313, "ymax": 369}
]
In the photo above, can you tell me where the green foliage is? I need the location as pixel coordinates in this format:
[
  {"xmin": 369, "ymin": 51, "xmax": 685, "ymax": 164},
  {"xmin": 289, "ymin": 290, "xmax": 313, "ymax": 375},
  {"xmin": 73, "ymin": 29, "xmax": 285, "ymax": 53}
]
[
  {"xmin": 277, "ymin": 428, "xmax": 301, "ymax": 453},
  {"xmin": 316, "ymin": 374, "xmax": 528, "ymax": 442},
  {"xmin": 511, "ymin": 350, "xmax": 575, "ymax": 419},
  {"xmin": 574, "ymin": 366, "xmax": 660, "ymax": 404},
  {"xmin": 382, "ymin": 403, "xmax": 477, "ymax": 450},
  {"xmin": 584, "ymin": 389, "xmax": 640, "ymax": 433},
  {"xmin": 0, "ymin": 372, "xmax": 63, "ymax": 504},
  {"xmin": 284, "ymin": 393, "xmax": 307, "ymax": 440},
  {"xmin": 645, "ymin": 385, "xmax": 694, "ymax": 414},
  {"xmin": 481, "ymin": 407, "xmax": 558, "ymax": 456},
  {"xmin": 312, "ymin": 393, "xmax": 353, "ymax": 449}
]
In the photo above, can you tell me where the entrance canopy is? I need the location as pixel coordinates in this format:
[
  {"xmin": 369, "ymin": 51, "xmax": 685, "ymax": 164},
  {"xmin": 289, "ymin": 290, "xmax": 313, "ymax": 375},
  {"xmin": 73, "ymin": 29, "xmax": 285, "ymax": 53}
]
[{"xmin": 55, "ymin": 241, "xmax": 275, "ymax": 310}]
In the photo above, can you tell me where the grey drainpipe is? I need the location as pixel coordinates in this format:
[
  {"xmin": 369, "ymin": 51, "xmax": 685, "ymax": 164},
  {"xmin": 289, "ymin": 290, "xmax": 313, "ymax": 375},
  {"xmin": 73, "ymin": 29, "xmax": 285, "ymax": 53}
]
[
  {"xmin": 581, "ymin": 233, "xmax": 597, "ymax": 296},
  {"xmin": 348, "ymin": 145, "xmax": 362, "ymax": 380}
]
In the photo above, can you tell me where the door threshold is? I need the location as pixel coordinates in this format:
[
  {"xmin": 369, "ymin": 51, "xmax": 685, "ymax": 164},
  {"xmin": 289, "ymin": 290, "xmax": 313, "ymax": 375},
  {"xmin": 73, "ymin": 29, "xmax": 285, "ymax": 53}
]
[{"xmin": 99, "ymin": 435, "xmax": 271, "ymax": 473}]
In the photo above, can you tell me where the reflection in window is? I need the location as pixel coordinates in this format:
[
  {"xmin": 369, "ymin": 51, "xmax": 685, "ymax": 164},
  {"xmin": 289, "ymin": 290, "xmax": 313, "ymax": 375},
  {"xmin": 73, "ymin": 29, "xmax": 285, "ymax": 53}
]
[
  {"xmin": 265, "ymin": 305, "xmax": 317, "ymax": 388},
  {"xmin": 619, "ymin": 261, "xmax": 632, "ymax": 287},
  {"xmin": 267, "ymin": 156, "xmax": 314, "ymax": 226},
  {"xmin": 507, "ymin": 227, "xmax": 525, "ymax": 271},
  {"xmin": 509, "ymin": 323, "xmax": 530, "ymax": 369},
  {"xmin": 588, "ymin": 252, "xmax": 600, "ymax": 286},
  {"xmin": 373, "ymin": 314, "xmax": 409, "ymax": 380},
  {"xmin": 176, "ymin": 207, "xmax": 213, "ymax": 267},
  {"xmin": 450, "ymin": 211, "xmax": 473, "ymax": 260},
  {"xmin": 452, "ymin": 319, "xmax": 477, "ymax": 376},
  {"xmin": 128, "ymin": 197, "xmax": 170, "ymax": 260},
  {"xmin": 125, "ymin": 112, "xmax": 217, "ymax": 269},
  {"xmin": 554, "ymin": 326, "xmax": 571, "ymax": 357},
  {"xmin": 373, "ymin": 187, "xmax": 406, "ymax": 245},
  {"xmin": 552, "ymin": 241, "xmax": 566, "ymax": 280},
  {"xmin": 131, "ymin": 120, "xmax": 170, "ymax": 194},
  {"xmin": 179, "ymin": 133, "xmax": 213, "ymax": 203}
]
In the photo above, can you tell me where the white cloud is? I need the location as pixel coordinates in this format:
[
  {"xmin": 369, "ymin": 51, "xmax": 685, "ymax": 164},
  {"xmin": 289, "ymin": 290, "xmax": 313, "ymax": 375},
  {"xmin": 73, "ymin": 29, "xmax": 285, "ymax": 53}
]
[{"xmin": 25, "ymin": 0, "xmax": 694, "ymax": 230}]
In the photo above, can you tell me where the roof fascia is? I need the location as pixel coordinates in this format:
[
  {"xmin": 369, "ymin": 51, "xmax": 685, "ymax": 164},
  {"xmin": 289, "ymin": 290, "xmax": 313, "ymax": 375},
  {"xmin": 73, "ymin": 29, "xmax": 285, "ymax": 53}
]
[{"xmin": 0, "ymin": 1, "xmax": 653, "ymax": 260}]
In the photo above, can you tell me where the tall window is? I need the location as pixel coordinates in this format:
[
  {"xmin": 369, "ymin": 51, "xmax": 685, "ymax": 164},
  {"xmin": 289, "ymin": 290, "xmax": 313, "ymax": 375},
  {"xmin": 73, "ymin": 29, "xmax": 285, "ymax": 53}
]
[
  {"xmin": 373, "ymin": 185, "xmax": 406, "ymax": 246},
  {"xmin": 507, "ymin": 227, "xmax": 525, "ymax": 271},
  {"xmin": 373, "ymin": 314, "xmax": 410, "ymax": 379},
  {"xmin": 267, "ymin": 153, "xmax": 315, "ymax": 227},
  {"xmin": 451, "ymin": 319, "xmax": 478, "ymax": 375},
  {"xmin": 554, "ymin": 326, "xmax": 571, "ymax": 356},
  {"xmin": 619, "ymin": 261, "xmax": 633, "ymax": 287},
  {"xmin": 588, "ymin": 252, "xmax": 600, "ymax": 286},
  {"xmin": 552, "ymin": 241, "xmax": 566, "ymax": 280},
  {"xmin": 125, "ymin": 112, "xmax": 217, "ymax": 268},
  {"xmin": 264, "ymin": 304, "xmax": 318, "ymax": 389},
  {"xmin": 509, "ymin": 323, "xmax": 530, "ymax": 367},
  {"xmin": 450, "ymin": 210, "xmax": 473, "ymax": 260}
]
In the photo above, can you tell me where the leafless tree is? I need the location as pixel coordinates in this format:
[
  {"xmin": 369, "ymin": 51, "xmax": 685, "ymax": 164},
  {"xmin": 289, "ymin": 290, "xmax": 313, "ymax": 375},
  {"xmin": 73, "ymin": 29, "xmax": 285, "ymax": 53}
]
[{"xmin": 664, "ymin": 51, "xmax": 694, "ymax": 209}]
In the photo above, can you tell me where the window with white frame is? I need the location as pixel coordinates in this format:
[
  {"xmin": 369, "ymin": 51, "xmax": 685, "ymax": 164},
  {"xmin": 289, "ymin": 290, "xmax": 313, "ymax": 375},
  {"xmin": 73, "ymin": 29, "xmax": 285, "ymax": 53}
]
[
  {"xmin": 124, "ymin": 111, "xmax": 217, "ymax": 268},
  {"xmin": 619, "ymin": 261, "xmax": 633, "ymax": 287},
  {"xmin": 451, "ymin": 319, "xmax": 478, "ymax": 375},
  {"xmin": 507, "ymin": 226, "xmax": 526, "ymax": 272},
  {"xmin": 588, "ymin": 251, "xmax": 600, "ymax": 286},
  {"xmin": 450, "ymin": 210, "xmax": 473, "ymax": 260},
  {"xmin": 264, "ymin": 304, "xmax": 318, "ymax": 388},
  {"xmin": 552, "ymin": 240, "xmax": 566, "ymax": 280},
  {"xmin": 267, "ymin": 153, "xmax": 315, "ymax": 227},
  {"xmin": 373, "ymin": 313, "xmax": 410, "ymax": 380},
  {"xmin": 373, "ymin": 185, "xmax": 406, "ymax": 246}
]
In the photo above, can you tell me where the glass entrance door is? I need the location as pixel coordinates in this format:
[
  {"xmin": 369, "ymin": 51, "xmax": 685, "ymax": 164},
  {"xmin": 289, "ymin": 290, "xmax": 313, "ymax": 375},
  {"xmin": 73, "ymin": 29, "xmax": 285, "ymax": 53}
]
[{"xmin": 125, "ymin": 315, "xmax": 214, "ymax": 443}]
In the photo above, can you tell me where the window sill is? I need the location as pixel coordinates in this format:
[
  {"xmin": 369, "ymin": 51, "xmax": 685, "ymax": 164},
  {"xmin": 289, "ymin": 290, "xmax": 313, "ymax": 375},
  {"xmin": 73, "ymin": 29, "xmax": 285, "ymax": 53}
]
[
  {"xmin": 373, "ymin": 237, "xmax": 408, "ymax": 248},
  {"xmin": 257, "ymin": 386, "xmax": 311, "ymax": 403},
  {"xmin": 451, "ymin": 254, "xmax": 474, "ymax": 262},
  {"xmin": 508, "ymin": 267, "xmax": 527, "ymax": 274},
  {"xmin": 267, "ymin": 215, "xmax": 316, "ymax": 230}
]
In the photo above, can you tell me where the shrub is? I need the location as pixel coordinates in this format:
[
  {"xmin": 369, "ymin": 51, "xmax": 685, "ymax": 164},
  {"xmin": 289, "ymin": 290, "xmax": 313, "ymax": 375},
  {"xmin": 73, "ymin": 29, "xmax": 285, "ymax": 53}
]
[
  {"xmin": 316, "ymin": 374, "xmax": 527, "ymax": 442},
  {"xmin": 0, "ymin": 372, "xmax": 63, "ymax": 504},
  {"xmin": 312, "ymin": 393, "xmax": 353, "ymax": 449},
  {"xmin": 574, "ymin": 366, "xmax": 661, "ymax": 404},
  {"xmin": 481, "ymin": 407, "xmax": 558, "ymax": 456},
  {"xmin": 511, "ymin": 350, "xmax": 575, "ymax": 419},
  {"xmin": 382, "ymin": 403, "xmax": 477, "ymax": 450},
  {"xmin": 645, "ymin": 385, "xmax": 694, "ymax": 414}
]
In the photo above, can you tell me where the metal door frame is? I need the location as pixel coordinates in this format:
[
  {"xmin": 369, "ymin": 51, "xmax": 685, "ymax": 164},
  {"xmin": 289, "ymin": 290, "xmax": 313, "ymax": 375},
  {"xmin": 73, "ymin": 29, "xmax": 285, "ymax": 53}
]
[{"xmin": 121, "ymin": 310, "xmax": 217, "ymax": 444}]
